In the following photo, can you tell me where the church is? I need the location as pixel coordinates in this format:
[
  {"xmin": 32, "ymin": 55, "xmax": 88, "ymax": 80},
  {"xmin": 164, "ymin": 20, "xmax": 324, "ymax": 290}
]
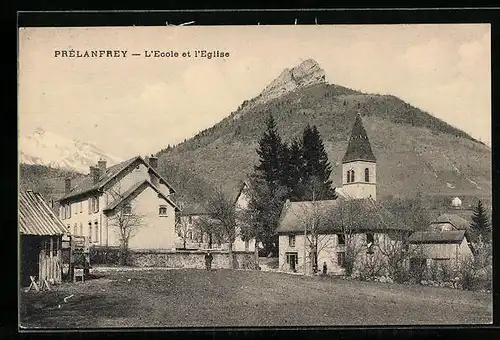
[{"xmin": 276, "ymin": 113, "xmax": 412, "ymax": 275}]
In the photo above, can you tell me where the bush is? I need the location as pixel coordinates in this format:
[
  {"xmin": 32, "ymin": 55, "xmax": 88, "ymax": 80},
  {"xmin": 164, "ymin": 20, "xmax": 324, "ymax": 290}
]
[
  {"xmin": 357, "ymin": 254, "xmax": 385, "ymax": 281},
  {"xmin": 456, "ymin": 239, "xmax": 492, "ymax": 291},
  {"xmin": 456, "ymin": 257, "xmax": 478, "ymax": 290},
  {"xmin": 438, "ymin": 262, "xmax": 454, "ymax": 282},
  {"xmin": 89, "ymin": 246, "xmax": 122, "ymax": 266},
  {"xmin": 427, "ymin": 261, "xmax": 441, "ymax": 281}
]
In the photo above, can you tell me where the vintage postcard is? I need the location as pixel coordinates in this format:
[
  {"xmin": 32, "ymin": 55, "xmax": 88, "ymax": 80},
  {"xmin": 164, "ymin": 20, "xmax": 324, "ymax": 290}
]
[{"xmin": 18, "ymin": 23, "xmax": 492, "ymax": 329}]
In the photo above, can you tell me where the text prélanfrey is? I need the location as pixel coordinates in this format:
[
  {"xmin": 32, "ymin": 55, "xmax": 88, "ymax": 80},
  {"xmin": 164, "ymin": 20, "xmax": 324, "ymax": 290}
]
[{"xmin": 54, "ymin": 50, "xmax": 128, "ymax": 58}]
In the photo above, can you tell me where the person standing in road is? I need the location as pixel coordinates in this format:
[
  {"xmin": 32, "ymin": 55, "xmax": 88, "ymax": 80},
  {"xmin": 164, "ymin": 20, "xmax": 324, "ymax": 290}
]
[{"xmin": 205, "ymin": 251, "xmax": 213, "ymax": 271}]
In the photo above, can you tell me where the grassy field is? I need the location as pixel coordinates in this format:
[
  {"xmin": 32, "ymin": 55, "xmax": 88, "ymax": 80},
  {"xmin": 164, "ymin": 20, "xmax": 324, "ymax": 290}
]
[{"xmin": 19, "ymin": 269, "xmax": 492, "ymax": 328}]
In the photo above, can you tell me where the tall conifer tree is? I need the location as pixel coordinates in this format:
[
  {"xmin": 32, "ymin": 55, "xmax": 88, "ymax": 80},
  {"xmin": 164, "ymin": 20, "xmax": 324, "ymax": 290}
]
[
  {"xmin": 470, "ymin": 200, "xmax": 491, "ymax": 242},
  {"xmin": 254, "ymin": 114, "xmax": 287, "ymax": 189},
  {"xmin": 300, "ymin": 125, "xmax": 336, "ymax": 200}
]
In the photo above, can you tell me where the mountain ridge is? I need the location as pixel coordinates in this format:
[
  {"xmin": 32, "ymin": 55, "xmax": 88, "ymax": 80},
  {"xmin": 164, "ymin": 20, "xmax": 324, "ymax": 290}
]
[{"xmin": 155, "ymin": 59, "xmax": 490, "ymax": 206}]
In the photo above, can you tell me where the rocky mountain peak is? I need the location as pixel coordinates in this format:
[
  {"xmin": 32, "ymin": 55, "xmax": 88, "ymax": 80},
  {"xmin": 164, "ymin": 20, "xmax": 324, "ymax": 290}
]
[
  {"xmin": 235, "ymin": 59, "xmax": 326, "ymax": 116},
  {"xmin": 259, "ymin": 59, "xmax": 326, "ymax": 101}
]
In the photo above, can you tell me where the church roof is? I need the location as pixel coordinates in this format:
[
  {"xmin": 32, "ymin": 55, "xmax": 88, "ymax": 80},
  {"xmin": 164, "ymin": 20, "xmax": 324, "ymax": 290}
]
[
  {"xmin": 430, "ymin": 213, "xmax": 470, "ymax": 230},
  {"xmin": 276, "ymin": 197, "xmax": 409, "ymax": 234},
  {"xmin": 342, "ymin": 114, "xmax": 377, "ymax": 163},
  {"xmin": 408, "ymin": 230, "xmax": 467, "ymax": 244}
]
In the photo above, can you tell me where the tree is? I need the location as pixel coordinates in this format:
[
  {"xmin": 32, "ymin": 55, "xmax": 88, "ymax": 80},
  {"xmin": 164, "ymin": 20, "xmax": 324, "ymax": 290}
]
[
  {"xmin": 175, "ymin": 202, "xmax": 193, "ymax": 249},
  {"xmin": 242, "ymin": 176, "xmax": 289, "ymax": 258},
  {"xmin": 300, "ymin": 125, "xmax": 336, "ymax": 201},
  {"xmin": 195, "ymin": 187, "xmax": 238, "ymax": 268},
  {"xmin": 382, "ymin": 196, "xmax": 431, "ymax": 231},
  {"xmin": 254, "ymin": 114, "xmax": 288, "ymax": 188},
  {"xmin": 328, "ymin": 199, "xmax": 367, "ymax": 276},
  {"xmin": 248, "ymin": 114, "xmax": 290, "ymax": 257},
  {"xmin": 107, "ymin": 183, "xmax": 146, "ymax": 265},
  {"xmin": 292, "ymin": 176, "xmax": 337, "ymax": 275},
  {"xmin": 470, "ymin": 200, "xmax": 491, "ymax": 243},
  {"xmin": 283, "ymin": 138, "xmax": 306, "ymax": 201}
]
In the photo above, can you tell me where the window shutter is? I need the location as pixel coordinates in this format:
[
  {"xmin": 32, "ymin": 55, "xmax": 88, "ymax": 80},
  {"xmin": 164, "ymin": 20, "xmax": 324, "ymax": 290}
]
[
  {"xmin": 95, "ymin": 197, "xmax": 99, "ymax": 212},
  {"xmin": 88, "ymin": 199, "xmax": 91, "ymax": 214}
]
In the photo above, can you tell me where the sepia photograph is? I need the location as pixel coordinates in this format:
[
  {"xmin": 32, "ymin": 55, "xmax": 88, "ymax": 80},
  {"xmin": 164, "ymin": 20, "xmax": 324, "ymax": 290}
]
[{"xmin": 18, "ymin": 22, "xmax": 492, "ymax": 328}]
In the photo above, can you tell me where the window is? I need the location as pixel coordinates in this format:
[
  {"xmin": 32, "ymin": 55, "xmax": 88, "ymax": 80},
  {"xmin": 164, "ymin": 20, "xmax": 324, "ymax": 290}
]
[
  {"xmin": 89, "ymin": 223, "xmax": 93, "ymax": 242},
  {"xmin": 337, "ymin": 234, "xmax": 345, "ymax": 245},
  {"xmin": 95, "ymin": 222, "xmax": 99, "ymax": 243},
  {"xmin": 286, "ymin": 253, "xmax": 298, "ymax": 264},
  {"xmin": 346, "ymin": 170, "xmax": 355, "ymax": 183},
  {"xmin": 68, "ymin": 204, "xmax": 71, "ymax": 218},
  {"xmin": 364, "ymin": 168, "xmax": 370, "ymax": 182},
  {"xmin": 79, "ymin": 223, "xmax": 83, "ymax": 236},
  {"xmin": 80, "ymin": 201, "xmax": 83, "ymax": 213},
  {"xmin": 366, "ymin": 233, "xmax": 374, "ymax": 254},
  {"xmin": 123, "ymin": 204, "xmax": 132, "ymax": 215},
  {"xmin": 73, "ymin": 224, "xmax": 77, "ymax": 235},
  {"xmin": 188, "ymin": 231, "xmax": 192, "ymax": 240},
  {"xmin": 337, "ymin": 252, "xmax": 346, "ymax": 268},
  {"xmin": 89, "ymin": 197, "xmax": 99, "ymax": 213},
  {"xmin": 289, "ymin": 235, "xmax": 296, "ymax": 247},
  {"xmin": 188, "ymin": 216, "xmax": 193, "ymax": 224},
  {"xmin": 61, "ymin": 206, "xmax": 64, "ymax": 220},
  {"xmin": 159, "ymin": 205, "xmax": 168, "ymax": 216}
]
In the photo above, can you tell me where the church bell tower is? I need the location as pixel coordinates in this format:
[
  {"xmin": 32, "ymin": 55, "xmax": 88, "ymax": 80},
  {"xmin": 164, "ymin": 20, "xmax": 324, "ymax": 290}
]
[{"xmin": 341, "ymin": 113, "xmax": 377, "ymax": 200}]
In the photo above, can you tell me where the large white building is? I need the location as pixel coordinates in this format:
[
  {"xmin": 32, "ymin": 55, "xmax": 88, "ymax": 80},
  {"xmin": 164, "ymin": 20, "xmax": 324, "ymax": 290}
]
[
  {"xmin": 277, "ymin": 113, "xmax": 411, "ymax": 275},
  {"xmin": 58, "ymin": 155, "xmax": 180, "ymax": 250}
]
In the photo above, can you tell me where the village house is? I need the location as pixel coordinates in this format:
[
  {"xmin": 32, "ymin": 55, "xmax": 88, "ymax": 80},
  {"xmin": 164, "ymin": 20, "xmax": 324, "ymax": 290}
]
[
  {"xmin": 408, "ymin": 212, "xmax": 474, "ymax": 270},
  {"xmin": 58, "ymin": 155, "xmax": 180, "ymax": 250},
  {"xmin": 277, "ymin": 113, "xmax": 411, "ymax": 275},
  {"xmin": 20, "ymin": 190, "xmax": 68, "ymax": 287},
  {"xmin": 175, "ymin": 181, "xmax": 256, "ymax": 252}
]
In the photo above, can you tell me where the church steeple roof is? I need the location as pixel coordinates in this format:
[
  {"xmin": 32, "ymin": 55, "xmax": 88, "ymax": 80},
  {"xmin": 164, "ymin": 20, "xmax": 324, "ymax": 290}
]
[{"xmin": 342, "ymin": 113, "xmax": 377, "ymax": 163}]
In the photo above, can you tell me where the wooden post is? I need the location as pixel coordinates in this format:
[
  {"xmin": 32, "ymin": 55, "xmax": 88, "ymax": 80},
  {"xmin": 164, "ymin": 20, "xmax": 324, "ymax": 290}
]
[
  {"xmin": 69, "ymin": 235, "xmax": 74, "ymax": 282},
  {"xmin": 49, "ymin": 237, "xmax": 54, "ymax": 282}
]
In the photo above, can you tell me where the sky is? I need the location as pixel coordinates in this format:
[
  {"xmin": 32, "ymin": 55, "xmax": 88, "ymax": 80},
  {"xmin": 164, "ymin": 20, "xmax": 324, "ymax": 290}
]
[{"xmin": 18, "ymin": 24, "xmax": 491, "ymax": 159}]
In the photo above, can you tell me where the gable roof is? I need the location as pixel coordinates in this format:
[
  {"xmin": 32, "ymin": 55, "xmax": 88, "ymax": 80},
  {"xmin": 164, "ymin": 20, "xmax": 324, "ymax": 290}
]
[
  {"xmin": 342, "ymin": 113, "xmax": 377, "ymax": 163},
  {"xmin": 233, "ymin": 180, "xmax": 250, "ymax": 205},
  {"xmin": 59, "ymin": 156, "xmax": 176, "ymax": 202},
  {"xmin": 103, "ymin": 179, "xmax": 180, "ymax": 212},
  {"xmin": 408, "ymin": 230, "xmax": 467, "ymax": 244},
  {"xmin": 276, "ymin": 197, "xmax": 410, "ymax": 234},
  {"xmin": 430, "ymin": 213, "xmax": 470, "ymax": 230},
  {"xmin": 19, "ymin": 190, "xmax": 68, "ymax": 236}
]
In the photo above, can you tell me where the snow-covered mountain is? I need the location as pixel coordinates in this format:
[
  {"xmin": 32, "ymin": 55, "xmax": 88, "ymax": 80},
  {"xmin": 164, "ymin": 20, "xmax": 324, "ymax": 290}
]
[{"xmin": 19, "ymin": 127, "xmax": 123, "ymax": 173}]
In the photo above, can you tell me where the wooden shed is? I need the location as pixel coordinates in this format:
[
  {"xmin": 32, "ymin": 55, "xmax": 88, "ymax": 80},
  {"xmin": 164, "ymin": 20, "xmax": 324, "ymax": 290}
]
[
  {"xmin": 19, "ymin": 190, "xmax": 69, "ymax": 287},
  {"xmin": 408, "ymin": 230, "xmax": 473, "ymax": 269}
]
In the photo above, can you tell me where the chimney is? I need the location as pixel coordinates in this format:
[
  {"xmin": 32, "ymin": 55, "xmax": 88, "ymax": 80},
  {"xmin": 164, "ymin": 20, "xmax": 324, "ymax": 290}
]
[
  {"xmin": 65, "ymin": 177, "xmax": 71, "ymax": 194},
  {"xmin": 90, "ymin": 166, "xmax": 100, "ymax": 184},
  {"xmin": 98, "ymin": 159, "xmax": 107, "ymax": 175},
  {"xmin": 148, "ymin": 154, "xmax": 158, "ymax": 170}
]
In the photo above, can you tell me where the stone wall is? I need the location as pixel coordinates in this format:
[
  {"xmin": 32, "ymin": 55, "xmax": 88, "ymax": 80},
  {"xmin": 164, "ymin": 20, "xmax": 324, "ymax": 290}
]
[{"xmin": 129, "ymin": 249, "xmax": 257, "ymax": 269}]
